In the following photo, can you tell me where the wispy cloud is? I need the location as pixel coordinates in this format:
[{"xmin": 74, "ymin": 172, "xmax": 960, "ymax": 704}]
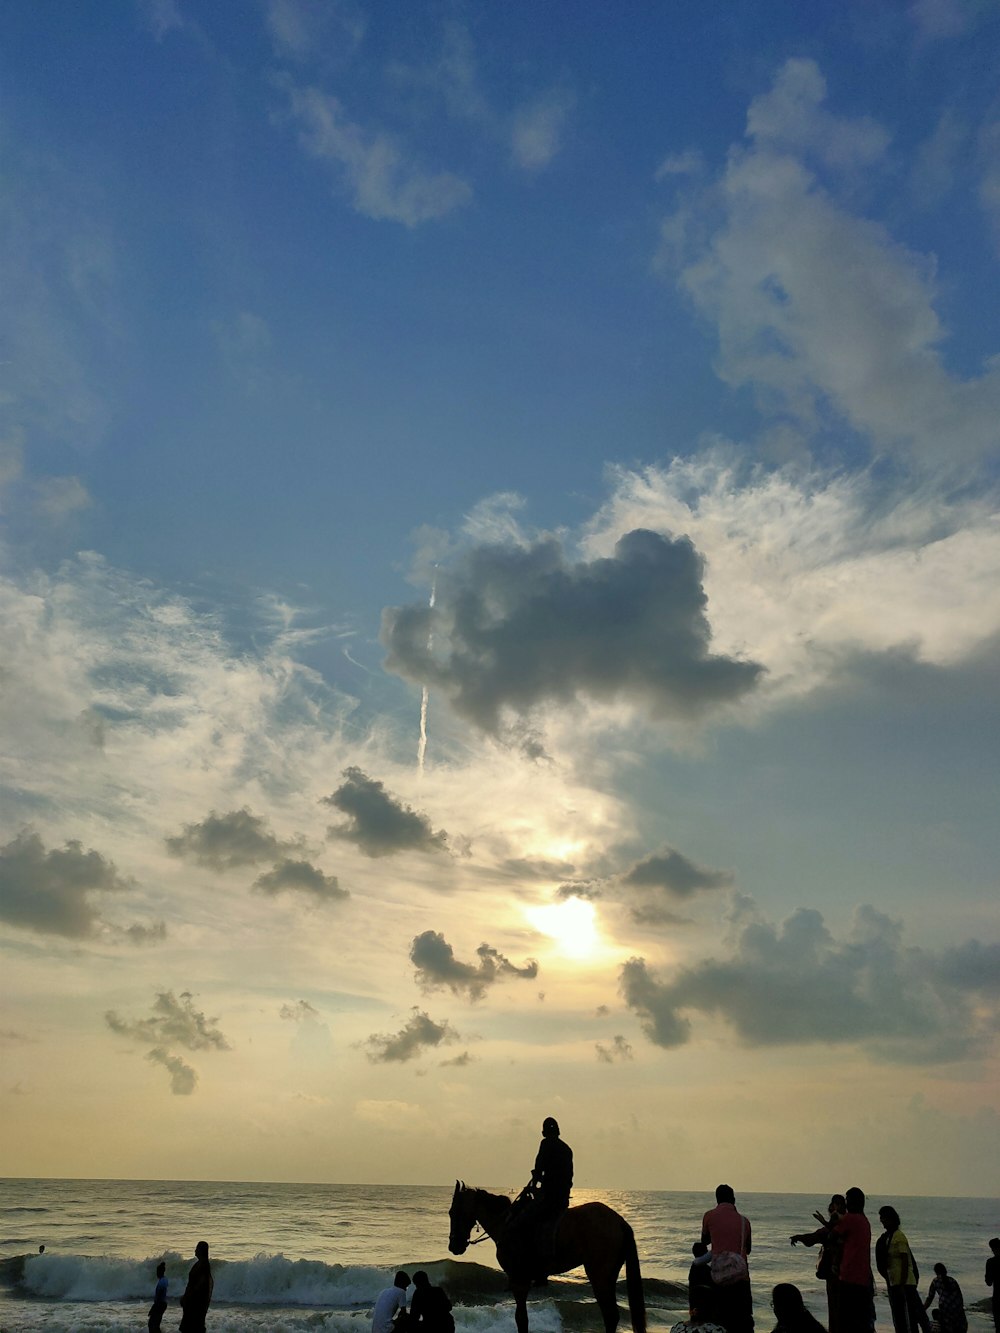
[
  {"xmin": 281, "ymin": 82, "xmax": 472, "ymax": 226},
  {"xmin": 363, "ymin": 1007, "xmax": 459, "ymax": 1063},
  {"xmin": 410, "ymin": 930, "xmax": 538, "ymax": 1001}
]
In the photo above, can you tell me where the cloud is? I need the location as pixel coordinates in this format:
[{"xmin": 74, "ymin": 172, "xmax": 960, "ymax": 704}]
[
  {"xmin": 410, "ymin": 930, "xmax": 538, "ymax": 1001},
  {"xmin": 280, "ymin": 999, "xmax": 321, "ymax": 1022},
  {"xmin": 146, "ymin": 1046, "xmax": 197, "ymax": 1095},
  {"xmin": 105, "ymin": 990, "xmax": 230, "ymax": 1093},
  {"xmin": 510, "ymin": 88, "xmax": 574, "ymax": 171},
  {"xmin": 620, "ymin": 848, "xmax": 732, "ymax": 898},
  {"xmin": 595, "ymin": 1035, "xmax": 633, "ymax": 1063},
  {"xmin": 105, "ymin": 990, "xmax": 230, "ymax": 1051},
  {"xmin": 909, "ymin": 0, "xmax": 977, "ymax": 40},
  {"xmin": 363, "ymin": 1007, "xmax": 459, "ymax": 1063},
  {"xmin": 266, "ymin": 0, "xmax": 365, "ymax": 60},
  {"xmin": 382, "ymin": 528, "xmax": 763, "ymax": 735},
  {"xmin": 32, "ymin": 475, "xmax": 92, "ymax": 520},
  {"xmin": 282, "ymin": 82, "xmax": 472, "ymax": 226},
  {"xmin": 123, "ymin": 920, "xmax": 168, "ymax": 945},
  {"xmin": 440, "ymin": 1050, "xmax": 474, "ymax": 1067},
  {"xmin": 323, "ymin": 767, "xmax": 448, "ymax": 857},
  {"xmin": 620, "ymin": 902, "xmax": 1000, "ymax": 1062},
  {"xmin": 252, "ymin": 858, "xmax": 347, "ymax": 901},
  {"xmin": 0, "ymin": 829, "xmax": 133, "ymax": 938},
  {"xmin": 166, "ymin": 808, "xmax": 300, "ymax": 870},
  {"xmin": 659, "ymin": 58, "xmax": 1000, "ymax": 472}
]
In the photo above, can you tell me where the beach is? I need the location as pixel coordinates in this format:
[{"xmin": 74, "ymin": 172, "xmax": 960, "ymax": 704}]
[{"xmin": 1, "ymin": 1179, "xmax": 996, "ymax": 1333}]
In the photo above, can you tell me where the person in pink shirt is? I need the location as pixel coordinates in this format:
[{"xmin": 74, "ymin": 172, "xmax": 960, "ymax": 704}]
[
  {"xmin": 826, "ymin": 1188, "xmax": 874, "ymax": 1333},
  {"xmin": 701, "ymin": 1184, "xmax": 753, "ymax": 1333}
]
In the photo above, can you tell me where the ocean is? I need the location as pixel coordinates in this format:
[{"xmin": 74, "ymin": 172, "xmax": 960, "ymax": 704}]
[{"xmin": 1, "ymin": 1179, "xmax": 996, "ymax": 1333}]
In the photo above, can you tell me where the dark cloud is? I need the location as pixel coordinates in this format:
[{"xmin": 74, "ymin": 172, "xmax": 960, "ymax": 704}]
[
  {"xmin": 253, "ymin": 858, "xmax": 347, "ymax": 901},
  {"xmin": 280, "ymin": 1000, "xmax": 321, "ymax": 1022},
  {"xmin": 105, "ymin": 990, "xmax": 230, "ymax": 1051},
  {"xmin": 0, "ymin": 828, "xmax": 132, "ymax": 938},
  {"xmin": 363, "ymin": 1007, "xmax": 459, "ymax": 1063},
  {"xmin": 165, "ymin": 808, "xmax": 300, "ymax": 870},
  {"xmin": 620, "ymin": 848, "xmax": 732, "ymax": 898},
  {"xmin": 322, "ymin": 767, "xmax": 448, "ymax": 857},
  {"xmin": 440, "ymin": 1050, "xmax": 474, "ymax": 1067},
  {"xmin": 556, "ymin": 880, "xmax": 602, "ymax": 901},
  {"xmin": 105, "ymin": 990, "xmax": 229, "ymax": 1094},
  {"xmin": 596, "ymin": 1035, "xmax": 634, "ymax": 1063},
  {"xmin": 381, "ymin": 529, "xmax": 763, "ymax": 733},
  {"xmin": 147, "ymin": 1047, "xmax": 197, "ymax": 1095},
  {"xmin": 621, "ymin": 903, "xmax": 1000, "ymax": 1062},
  {"xmin": 124, "ymin": 921, "xmax": 168, "ymax": 945},
  {"xmin": 410, "ymin": 930, "xmax": 538, "ymax": 1001}
]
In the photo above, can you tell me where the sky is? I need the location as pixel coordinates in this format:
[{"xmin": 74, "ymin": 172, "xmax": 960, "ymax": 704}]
[{"xmin": 1, "ymin": 0, "xmax": 1000, "ymax": 1198}]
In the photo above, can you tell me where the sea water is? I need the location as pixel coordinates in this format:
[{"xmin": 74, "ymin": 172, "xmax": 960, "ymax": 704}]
[{"xmin": 1, "ymin": 1179, "xmax": 996, "ymax": 1333}]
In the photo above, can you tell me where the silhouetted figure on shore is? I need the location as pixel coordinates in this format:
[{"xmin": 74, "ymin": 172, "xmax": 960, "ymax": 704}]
[
  {"xmin": 985, "ymin": 1239, "xmax": 999, "ymax": 1333},
  {"xmin": 877, "ymin": 1206, "xmax": 929, "ymax": 1333},
  {"xmin": 148, "ymin": 1260, "xmax": 168, "ymax": 1333},
  {"xmin": 179, "ymin": 1241, "xmax": 213, "ymax": 1333},
  {"xmin": 701, "ymin": 1184, "xmax": 753, "ymax": 1333},
  {"xmin": 689, "ymin": 1241, "xmax": 715, "ymax": 1323},
  {"xmin": 791, "ymin": 1194, "xmax": 846, "ymax": 1333},
  {"xmin": 410, "ymin": 1270, "xmax": 454, "ymax": 1333},
  {"xmin": 924, "ymin": 1263, "xmax": 966, "ymax": 1333},
  {"xmin": 770, "ymin": 1284, "xmax": 827, "ymax": 1333},
  {"xmin": 824, "ymin": 1187, "xmax": 874, "ymax": 1333}
]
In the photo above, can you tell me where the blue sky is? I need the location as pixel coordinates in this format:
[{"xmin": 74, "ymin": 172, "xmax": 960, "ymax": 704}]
[{"xmin": 2, "ymin": 0, "xmax": 1000, "ymax": 1194}]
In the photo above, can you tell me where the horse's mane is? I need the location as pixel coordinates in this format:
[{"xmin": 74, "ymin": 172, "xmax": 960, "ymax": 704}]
[{"xmin": 465, "ymin": 1185, "xmax": 512, "ymax": 1209}]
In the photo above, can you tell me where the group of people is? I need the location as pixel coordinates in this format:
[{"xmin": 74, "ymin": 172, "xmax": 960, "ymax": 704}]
[
  {"xmin": 675, "ymin": 1183, "xmax": 998, "ymax": 1333},
  {"xmin": 147, "ymin": 1240, "xmax": 213, "ymax": 1333},
  {"xmin": 372, "ymin": 1270, "xmax": 456, "ymax": 1333}
]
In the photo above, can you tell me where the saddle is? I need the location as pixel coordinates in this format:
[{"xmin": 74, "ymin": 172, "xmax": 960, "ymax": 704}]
[{"xmin": 501, "ymin": 1199, "xmax": 567, "ymax": 1282}]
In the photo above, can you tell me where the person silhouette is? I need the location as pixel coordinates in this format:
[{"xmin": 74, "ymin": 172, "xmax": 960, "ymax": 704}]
[{"xmin": 179, "ymin": 1241, "xmax": 213, "ymax": 1333}]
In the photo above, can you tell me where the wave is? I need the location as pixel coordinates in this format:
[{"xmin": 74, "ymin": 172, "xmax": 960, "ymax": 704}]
[{"xmin": 1, "ymin": 1253, "xmax": 554, "ymax": 1310}]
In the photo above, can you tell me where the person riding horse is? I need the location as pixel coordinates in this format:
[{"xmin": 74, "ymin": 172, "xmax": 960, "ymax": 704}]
[{"xmin": 508, "ymin": 1117, "xmax": 573, "ymax": 1268}]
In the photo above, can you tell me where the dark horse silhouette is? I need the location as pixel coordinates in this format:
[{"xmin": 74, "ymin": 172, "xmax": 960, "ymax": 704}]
[{"xmin": 448, "ymin": 1181, "xmax": 646, "ymax": 1333}]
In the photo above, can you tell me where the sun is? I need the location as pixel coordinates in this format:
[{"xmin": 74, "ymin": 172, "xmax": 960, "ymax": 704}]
[{"xmin": 524, "ymin": 897, "xmax": 599, "ymax": 960}]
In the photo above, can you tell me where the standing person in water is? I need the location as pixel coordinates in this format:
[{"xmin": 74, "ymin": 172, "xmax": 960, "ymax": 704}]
[
  {"xmin": 824, "ymin": 1187, "xmax": 874, "ymax": 1333},
  {"xmin": 701, "ymin": 1184, "xmax": 753, "ymax": 1333},
  {"xmin": 791, "ymin": 1194, "xmax": 846, "ymax": 1333},
  {"xmin": 148, "ymin": 1261, "xmax": 168, "ymax": 1333},
  {"xmin": 179, "ymin": 1241, "xmax": 214, "ymax": 1333},
  {"xmin": 877, "ymin": 1207, "xmax": 929, "ymax": 1333},
  {"xmin": 985, "ymin": 1239, "xmax": 1000, "ymax": 1333}
]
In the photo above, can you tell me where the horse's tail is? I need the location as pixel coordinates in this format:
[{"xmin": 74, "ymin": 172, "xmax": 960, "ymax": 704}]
[{"xmin": 623, "ymin": 1222, "xmax": 646, "ymax": 1333}]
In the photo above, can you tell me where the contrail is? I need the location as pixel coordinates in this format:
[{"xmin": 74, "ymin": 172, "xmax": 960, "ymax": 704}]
[{"xmin": 417, "ymin": 574, "xmax": 437, "ymax": 774}]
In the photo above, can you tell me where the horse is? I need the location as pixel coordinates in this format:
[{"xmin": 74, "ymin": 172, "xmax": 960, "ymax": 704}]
[{"xmin": 448, "ymin": 1181, "xmax": 646, "ymax": 1333}]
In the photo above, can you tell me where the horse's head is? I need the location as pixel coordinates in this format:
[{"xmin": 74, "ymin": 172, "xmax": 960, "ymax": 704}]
[{"xmin": 448, "ymin": 1180, "xmax": 474, "ymax": 1255}]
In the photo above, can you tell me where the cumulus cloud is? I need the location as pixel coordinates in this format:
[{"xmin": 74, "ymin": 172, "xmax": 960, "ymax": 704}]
[
  {"xmin": 596, "ymin": 1035, "xmax": 633, "ymax": 1063},
  {"xmin": 252, "ymin": 858, "xmax": 347, "ymax": 901},
  {"xmin": 0, "ymin": 829, "xmax": 133, "ymax": 938},
  {"xmin": 620, "ymin": 848, "xmax": 732, "ymax": 898},
  {"xmin": 282, "ymin": 82, "xmax": 472, "ymax": 226},
  {"xmin": 105, "ymin": 990, "xmax": 230, "ymax": 1093},
  {"xmin": 510, "ymin": 88, "xmax": 574, "ymax": 171},
  {"xmin": 166, "ymin": 808, "xmax": 300, "ymax": 870},
  {"xmin": 382, "ymin": 528, "xmax": 763, "ymax": 735},
  {"xmin": 146, "ymin": 1047, "xmax": 197, "ymax": 1095},
  {"xmin": 323, "ymin": 767, "xmax": 448, "ymax": 857},
  {"xmin": 363, "ymin": 1007, "xmax": 459, "ymax": 1063},
  {"xmin": 105, "ymin": 990, "xmax": 230, "ymax": 1051},
  {"xmin": 620, "ymin": 902, "xmax": 1000, "ymax": 1062},
  {"xmin": 659, "ymin": 57, "xmax": 1000, "ymax": 471},
  {"xmin": 410, "ymin": 930, "xmax": 538, "ymax": 1001}
]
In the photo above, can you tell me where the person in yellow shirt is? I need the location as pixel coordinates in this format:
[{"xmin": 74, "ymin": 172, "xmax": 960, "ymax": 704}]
[{"xmin": 876, "ymin": 1207, "xmax": 929, "ymax": 1333}]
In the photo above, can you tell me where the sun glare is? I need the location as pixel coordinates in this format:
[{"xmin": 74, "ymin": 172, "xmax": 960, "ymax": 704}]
[{"xmin": 525, "ymin": 897, "xmax": 599, "ymax": 960}]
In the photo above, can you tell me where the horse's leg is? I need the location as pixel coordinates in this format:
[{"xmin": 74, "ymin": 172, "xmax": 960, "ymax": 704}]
[
  {"xmin": 511, "ymin": 1279, "xmax": 531, "ymax": 1333},
  {"xmin": 585, "ymin": 1264, "xmax": 621, "ymax": 1333}
]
